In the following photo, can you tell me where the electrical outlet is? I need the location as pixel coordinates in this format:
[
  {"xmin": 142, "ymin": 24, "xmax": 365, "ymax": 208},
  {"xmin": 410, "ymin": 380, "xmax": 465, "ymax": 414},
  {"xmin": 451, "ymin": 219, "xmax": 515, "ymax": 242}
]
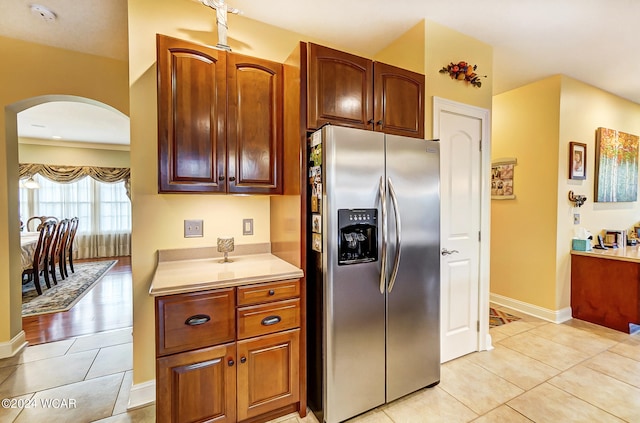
[
  {"xmin": 243, "ymin": 218, "xmax": 254, "ymax": 235},
  {"xmin": 184, "ymin": 219, "xmax": 204, "ymax": 237},
  {"xmin": 573, "ymin": 213, "xmax": 580, "ymax": 225}
]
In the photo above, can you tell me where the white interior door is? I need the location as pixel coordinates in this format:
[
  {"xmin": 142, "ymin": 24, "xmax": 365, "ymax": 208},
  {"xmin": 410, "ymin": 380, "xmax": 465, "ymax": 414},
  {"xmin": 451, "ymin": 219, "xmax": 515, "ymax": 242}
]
[{"xmin": 434, "ymin": 98, "xmax": 485, "ymax": 363}]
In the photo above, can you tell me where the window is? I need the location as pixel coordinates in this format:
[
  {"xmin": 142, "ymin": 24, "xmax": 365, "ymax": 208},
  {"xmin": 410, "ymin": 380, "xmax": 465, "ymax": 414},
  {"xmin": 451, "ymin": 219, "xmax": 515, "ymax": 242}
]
[{"xmin": 20, "ymin": 174, "xmax": 131, "ymax": 258}]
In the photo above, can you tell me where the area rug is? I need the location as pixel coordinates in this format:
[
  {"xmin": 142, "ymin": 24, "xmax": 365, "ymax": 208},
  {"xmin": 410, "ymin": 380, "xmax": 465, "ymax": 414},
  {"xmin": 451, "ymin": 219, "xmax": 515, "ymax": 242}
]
[
  {"xmin": 490, "ymin": 307, "xmax": 521, "ymax": 328},
  {"xmin": 22, "ymin": 260, "xmax": 117, "ymax": 317}
]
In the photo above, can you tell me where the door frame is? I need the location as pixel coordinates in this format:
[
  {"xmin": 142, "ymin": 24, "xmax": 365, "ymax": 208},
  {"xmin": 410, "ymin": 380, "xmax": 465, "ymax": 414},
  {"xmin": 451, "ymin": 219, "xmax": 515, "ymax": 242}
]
[{"xmin": 432, "ymin": 96, "xmax": 492, "ymax": 352}]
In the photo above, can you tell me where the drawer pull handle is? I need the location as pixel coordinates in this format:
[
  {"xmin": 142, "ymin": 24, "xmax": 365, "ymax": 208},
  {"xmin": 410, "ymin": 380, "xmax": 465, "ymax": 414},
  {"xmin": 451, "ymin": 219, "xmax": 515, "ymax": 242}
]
[
  {"xmin": 268, "ymin": 289, "xmax": 275, "ymax": 296},
  {"xmin": 185, "ymin": 314, "xmax": 211, "ymax": 326},
  {"xmin": 261, "ymin": 315, "xmax": 281, "ymax": 326}
]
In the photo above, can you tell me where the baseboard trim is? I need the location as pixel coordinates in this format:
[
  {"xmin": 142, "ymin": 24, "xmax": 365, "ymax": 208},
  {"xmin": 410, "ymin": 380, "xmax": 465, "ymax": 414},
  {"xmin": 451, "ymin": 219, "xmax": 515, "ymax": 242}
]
[
  {"xmin": 0, "ymin": 331, "xmax": 27, "ymax": 359},
  {"xmin": 128, "ymin": 379, "xmax": 155, "ymax": 411},
  {"xmin": 490, "ymin": 293, "xmax": 572, "ymax": 324}
]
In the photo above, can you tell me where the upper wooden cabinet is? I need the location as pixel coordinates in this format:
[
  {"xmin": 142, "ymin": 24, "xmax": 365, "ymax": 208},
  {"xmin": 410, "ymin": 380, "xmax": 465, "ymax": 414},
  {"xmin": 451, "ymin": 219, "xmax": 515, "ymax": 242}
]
[
  {"xmin": 157, "ymin": 34, "xmax": 226, "ymax": 193},
  {"xmin": 157, "ymin": 34, "xmax": 283, "ymax": 194},
  {"xmin": 227, "ymin": 53, "xmax": 283, "ymax": 195},
  {"xmin": 308, "ymin": 43, "xmax": 373, "ymax": 130},
  {"xmin": 373, "ymin": 62, "xmax": 425, "ymax": 139},
  {"xmin": 307, "ymin": 43, "xmax": 425, "ymax": 139}
]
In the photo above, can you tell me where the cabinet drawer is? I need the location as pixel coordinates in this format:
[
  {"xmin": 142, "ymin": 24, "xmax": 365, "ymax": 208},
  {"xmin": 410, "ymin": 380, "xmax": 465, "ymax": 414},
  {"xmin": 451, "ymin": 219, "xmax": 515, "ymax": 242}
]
[
  {"xmin": 156, "ymin": 288, "xmax": 235, "ymax": 356},
  {"xmin": 237, "ymin": 279, "xmax": 300, "ymax": 306},
  {"xmin": 237, "ymin": 298, "xmax": 300, "ymax": 339}
]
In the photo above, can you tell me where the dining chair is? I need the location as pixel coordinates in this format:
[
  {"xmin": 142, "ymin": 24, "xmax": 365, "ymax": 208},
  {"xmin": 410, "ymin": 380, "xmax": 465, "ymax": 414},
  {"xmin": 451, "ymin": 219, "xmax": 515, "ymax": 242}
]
[
  {"xmin": 26, "ymin": 216, "xmax": 43, "ymax": 232},
  {"xmin": 57, "ymin": 218, "xmax": 74, "ymax": 279},
  {"xmin": 65, "ymin": 217, "xmax": 80, "ymax": 275},
  {"xmin": 48, "ymin": 219, "xmax": 69, "ymax": 285},
  {"xmin": 22, "ymin": 220, "xmax": 56, "ymax": 295},
  {"xmin": 26, "ymin": 216, "xmax": 59, "ymax": 232}
]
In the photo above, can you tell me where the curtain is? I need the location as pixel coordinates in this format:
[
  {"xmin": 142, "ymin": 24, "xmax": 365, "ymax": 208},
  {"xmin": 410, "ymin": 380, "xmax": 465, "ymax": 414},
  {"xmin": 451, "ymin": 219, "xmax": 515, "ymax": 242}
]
[
  {"xmin": 19, "ymin": 171, "xmax": 131, "ymax": 259},
  {"xmin": 19, "ymin": 163, "xmax": 131, "ymax": 199}
]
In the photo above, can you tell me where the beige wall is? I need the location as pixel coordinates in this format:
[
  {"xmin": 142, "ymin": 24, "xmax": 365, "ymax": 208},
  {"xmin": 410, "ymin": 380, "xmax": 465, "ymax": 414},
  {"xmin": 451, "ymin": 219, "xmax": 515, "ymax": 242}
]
[
  {"xmin": 491, "ymin": 76, "xmax": 562, "ymax": 310},
  {"xmin": 555, "ymin": 76, "xmax": 640, "ymax": 309},
  {"xmin": 0, "ymin": 35, "xmax": 128, "ymax": 348},
  {"xmin": 492, "ymin": 74, "xmax": 640, "ymax": 313},
  {"xmin": 128, "ymin": 0, "xmax": 317, "ymax": 386},
  {"xmin": 374, "ymin": 20, "xmax": 425, "ymax": 74},
  {"xmin": 19, "ymin": 141, "xmax": 130, "ymax": 168},
  {"xmin": 424, "ymin": 20, "xmax": 493, "ymax": 138}
]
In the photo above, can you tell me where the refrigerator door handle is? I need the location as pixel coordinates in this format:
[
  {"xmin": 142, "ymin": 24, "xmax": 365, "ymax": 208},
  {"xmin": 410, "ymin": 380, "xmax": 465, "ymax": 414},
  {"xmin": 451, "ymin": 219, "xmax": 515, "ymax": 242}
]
[
  {"xmin": 387, "ymin": 177, "xmax": 402, "ymax": 293},
  {"xmin": 379, "ymin": 176, "xmax": 387, "ymax": 294}
]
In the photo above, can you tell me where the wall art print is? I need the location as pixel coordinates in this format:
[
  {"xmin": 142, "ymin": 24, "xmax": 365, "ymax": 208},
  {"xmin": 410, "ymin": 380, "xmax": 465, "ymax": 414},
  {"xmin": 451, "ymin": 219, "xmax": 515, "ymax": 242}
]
[
  {"xmin": 594, "ymin": 127, "xmax": 639, "ymax": 202},
  {"xmin": 491, "ymin": 158, "xmax": 517, "ymax": 200}
]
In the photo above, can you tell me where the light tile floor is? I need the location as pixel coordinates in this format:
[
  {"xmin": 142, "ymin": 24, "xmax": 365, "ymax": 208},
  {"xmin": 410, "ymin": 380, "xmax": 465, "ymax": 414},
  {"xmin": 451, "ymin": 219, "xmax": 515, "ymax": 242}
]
[{"xmin": 0, "ymin": 306, "xmax": 638, "ymax": 422}]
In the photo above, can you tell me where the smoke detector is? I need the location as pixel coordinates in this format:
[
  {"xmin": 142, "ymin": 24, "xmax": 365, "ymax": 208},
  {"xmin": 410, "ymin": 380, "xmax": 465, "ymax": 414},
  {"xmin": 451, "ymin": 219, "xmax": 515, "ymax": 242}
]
[{"xmin": 30, "ymin": 4, "xmax": 57, "ymax": 22}]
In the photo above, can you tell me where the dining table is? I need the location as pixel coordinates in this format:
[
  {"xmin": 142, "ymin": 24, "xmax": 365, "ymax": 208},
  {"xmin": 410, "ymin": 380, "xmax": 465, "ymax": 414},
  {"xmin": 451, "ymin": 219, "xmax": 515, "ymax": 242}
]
[{"xmin": 20, "ymin": 231, "xmax": 41, "ymax": 271}]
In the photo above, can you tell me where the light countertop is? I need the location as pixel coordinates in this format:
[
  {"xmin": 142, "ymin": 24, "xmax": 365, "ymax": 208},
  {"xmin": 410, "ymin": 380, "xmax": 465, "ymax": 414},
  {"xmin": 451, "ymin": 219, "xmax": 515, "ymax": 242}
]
[
  {"xmin": 571, "ymin": 244, "xmax": 640, "ymax": 264},
  {"xmin": 150, "ymin": 251, "xmax": 304, "ymax": 296}
]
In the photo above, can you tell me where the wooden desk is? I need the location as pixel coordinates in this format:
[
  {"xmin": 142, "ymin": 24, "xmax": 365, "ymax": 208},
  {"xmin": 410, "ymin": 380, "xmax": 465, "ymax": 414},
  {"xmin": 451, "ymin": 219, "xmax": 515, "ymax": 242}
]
[
  {"xmin": 20, "ymin": 232, "xmax": 40, "ymax": 271},
  {"xmin": 571, "ymin": 246, "xmax": 640, "ymax": 333}
]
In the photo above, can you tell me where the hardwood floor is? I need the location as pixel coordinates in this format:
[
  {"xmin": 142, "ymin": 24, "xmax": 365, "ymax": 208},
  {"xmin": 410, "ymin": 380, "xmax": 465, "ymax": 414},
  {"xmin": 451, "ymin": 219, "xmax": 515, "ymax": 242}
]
[{"xmin": 22, "ymin": 256, "xmax": 133, "ymax": 345}]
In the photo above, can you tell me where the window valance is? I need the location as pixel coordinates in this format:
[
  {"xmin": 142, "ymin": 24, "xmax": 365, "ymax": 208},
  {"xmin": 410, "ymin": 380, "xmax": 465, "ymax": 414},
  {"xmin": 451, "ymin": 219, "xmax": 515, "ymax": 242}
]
[{"xmin": 19, "ymin": 163, "xmax": 131, "ymax": 199}]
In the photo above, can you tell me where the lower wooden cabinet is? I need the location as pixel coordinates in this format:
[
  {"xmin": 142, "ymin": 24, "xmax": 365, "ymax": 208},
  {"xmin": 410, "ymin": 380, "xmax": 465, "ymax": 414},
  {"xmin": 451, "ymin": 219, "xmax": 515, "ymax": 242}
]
[
  {"xmin": 157, "ymin": 343, "xmax": 237, "ymax": 423},
  {"xmin": 237, "ymin": 329, "xmax": 300, "ymax": 420},
  {"xmin": 155, "ymin": 280, "xmax": 302, "ymax": 422}
]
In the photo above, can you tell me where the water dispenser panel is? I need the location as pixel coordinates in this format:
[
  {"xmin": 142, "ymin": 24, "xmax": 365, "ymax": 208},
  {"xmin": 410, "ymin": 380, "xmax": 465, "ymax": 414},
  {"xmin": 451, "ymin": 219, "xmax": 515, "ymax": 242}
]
[{"xmin": 337, "ymin": 208, "xmax": 378, "ymax": 265}]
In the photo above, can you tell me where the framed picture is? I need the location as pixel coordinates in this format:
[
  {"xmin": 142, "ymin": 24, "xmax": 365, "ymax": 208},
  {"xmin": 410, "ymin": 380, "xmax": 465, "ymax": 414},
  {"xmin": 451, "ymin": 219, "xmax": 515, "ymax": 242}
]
[
  {"xmin": 491, "ymin": 158, "xmax": 517, "ymax": 200},
  {"xmin": 569, "ymin": 142, "xmax": 586, "ymax": 180}
]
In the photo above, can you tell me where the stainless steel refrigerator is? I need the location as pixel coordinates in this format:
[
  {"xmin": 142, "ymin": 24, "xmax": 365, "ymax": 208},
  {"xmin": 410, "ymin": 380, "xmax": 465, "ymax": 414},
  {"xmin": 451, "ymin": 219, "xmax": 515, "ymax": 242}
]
[{"xmin": 307, "ymin": 125, "xmax": 440, "ymax": 423}]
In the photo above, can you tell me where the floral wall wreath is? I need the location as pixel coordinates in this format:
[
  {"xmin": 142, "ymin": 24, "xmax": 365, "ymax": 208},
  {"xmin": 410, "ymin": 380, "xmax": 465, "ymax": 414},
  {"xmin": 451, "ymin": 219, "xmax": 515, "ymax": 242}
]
[{"xmin": 439, "ymin": 61, "xmax": 485, "ymax": 87}]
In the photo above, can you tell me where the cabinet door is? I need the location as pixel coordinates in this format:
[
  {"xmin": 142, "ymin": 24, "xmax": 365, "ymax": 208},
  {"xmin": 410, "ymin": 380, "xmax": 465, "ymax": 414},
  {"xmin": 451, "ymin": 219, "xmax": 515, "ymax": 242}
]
[
  {"xmin": 157, "ymin": 34, "xmax": 227, "ymax": 193},
  {"xmin": 157, "ymin": 343, "xmax": 236, "ymax": 423},
  {"xmin": 308, "ymin": 43, "xmax": 373, "ymax": 131},
  {"xmin": 373, "ymin": 62, "xmax": 425, "ymax": 139},
  {"xmin": 236, "ymin": 329, "xmax": 300, "ymax": 420},
  {"xmin": 227, "ymin": 54, "xmax": 283, "ymax": 194}
]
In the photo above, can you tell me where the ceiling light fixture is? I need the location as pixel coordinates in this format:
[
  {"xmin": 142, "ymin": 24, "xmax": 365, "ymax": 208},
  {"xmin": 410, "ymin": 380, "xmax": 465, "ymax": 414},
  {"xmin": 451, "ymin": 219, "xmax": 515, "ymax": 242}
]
[
  {"xmin": 22, "ymin": 176, "xmax": 40, "ymax": 190},
  {"xmin": 29, "ymin": 4, "xmax": 57, "ymax": 22}
]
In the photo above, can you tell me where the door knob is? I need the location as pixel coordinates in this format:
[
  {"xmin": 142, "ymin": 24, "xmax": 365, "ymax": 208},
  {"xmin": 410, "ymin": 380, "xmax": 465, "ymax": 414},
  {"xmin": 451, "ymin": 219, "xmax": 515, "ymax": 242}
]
[{"xmin": 441, "ymin": 248, "xmax": 459, "ymax": 256}]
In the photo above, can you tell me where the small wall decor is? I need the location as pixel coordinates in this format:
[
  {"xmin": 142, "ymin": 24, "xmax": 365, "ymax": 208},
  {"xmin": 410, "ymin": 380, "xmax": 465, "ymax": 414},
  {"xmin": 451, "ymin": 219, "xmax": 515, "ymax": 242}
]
[
  {"xmin": 569, "ymin": 142, "xmax": 587, "ymax": 180},
  {"xmin": 439, "ymin": 61, "xmax": 485, "ymax": 87},
  {"xmin": 594, "ymin": 127, "xmax": 639, "ymax": 202},
  {"xmin": 491, "ymin": 157, "xmax": 517, "ymax": 200}
]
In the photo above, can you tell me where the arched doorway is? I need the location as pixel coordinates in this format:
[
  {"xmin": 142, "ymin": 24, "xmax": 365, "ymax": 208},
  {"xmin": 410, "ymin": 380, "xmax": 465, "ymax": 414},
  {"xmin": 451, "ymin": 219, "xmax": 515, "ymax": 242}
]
[{"xmin": 4, "ymin": 94, "xmax": 130, "ymax": 353}]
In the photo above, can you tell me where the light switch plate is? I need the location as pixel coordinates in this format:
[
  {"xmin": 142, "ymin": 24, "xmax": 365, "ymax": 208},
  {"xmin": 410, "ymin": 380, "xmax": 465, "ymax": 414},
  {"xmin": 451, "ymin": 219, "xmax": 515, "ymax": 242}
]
[
  {"xmin": 573, "ymin": 213, "xmax": 580, "ymax": 225},
  {"xmin": 243, "ymin": 218, "xmax": 254, "ymax": 235},
  {"xmin": 184, "ymin": 219, "xmax": 204, "ymax": 237}
]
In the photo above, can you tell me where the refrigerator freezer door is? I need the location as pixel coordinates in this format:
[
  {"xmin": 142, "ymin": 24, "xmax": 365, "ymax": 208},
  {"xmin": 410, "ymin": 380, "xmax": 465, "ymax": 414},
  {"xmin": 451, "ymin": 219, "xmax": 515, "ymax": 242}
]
[
  {"xmin": 385, "ymin": 135, "xmax": 441, "ymax": 401},
  {"xmin": 323, "ymin": 126, "xmax": 386, "ymax": 423}
]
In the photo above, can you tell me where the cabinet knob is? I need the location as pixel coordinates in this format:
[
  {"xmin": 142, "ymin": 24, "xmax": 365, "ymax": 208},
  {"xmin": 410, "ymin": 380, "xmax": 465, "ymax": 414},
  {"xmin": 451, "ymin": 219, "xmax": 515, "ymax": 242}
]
[
  {"xmin": 240, "ymin": 357, "xmax": 247, "ymax": 364},
  {"xmin": 218, "ymin": 176, "xmax": 225, "ymax": 181},
  {"xmin": 229, "ymin": 176, "xmax": 236, "ymax": 182},
  {"xmin": 228, "ymin": 359, "xmax": 235, "ymax": 367},
  {"xmin": 268, "ymin": 289, "xmax": 275, "ymax": 296},
  {"xmin": 376, "ymin": 120, "xmax": 383, "ymax": 126},
  {"xmin": 367, "ymin": 119, "xmax": 374, "ymax": 125}
]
